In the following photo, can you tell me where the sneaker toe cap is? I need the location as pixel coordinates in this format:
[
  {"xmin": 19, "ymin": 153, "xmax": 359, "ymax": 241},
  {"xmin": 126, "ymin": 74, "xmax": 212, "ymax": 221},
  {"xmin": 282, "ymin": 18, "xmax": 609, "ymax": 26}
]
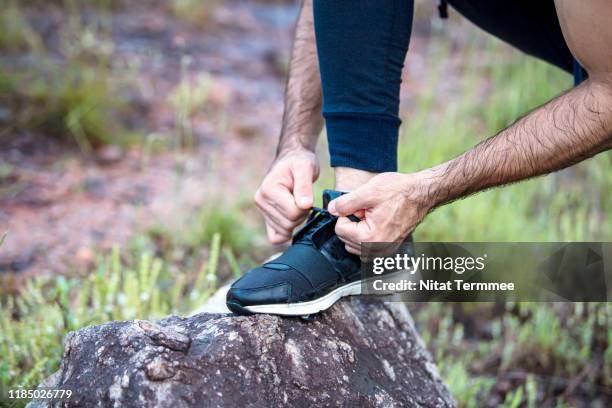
[
  {"xmin": 226, "ymin": 265, "xmax": 312, "ymax": 313},
  {"xmin": 226, "ymin": 282, "xmax": 291, "ymax": 312}
]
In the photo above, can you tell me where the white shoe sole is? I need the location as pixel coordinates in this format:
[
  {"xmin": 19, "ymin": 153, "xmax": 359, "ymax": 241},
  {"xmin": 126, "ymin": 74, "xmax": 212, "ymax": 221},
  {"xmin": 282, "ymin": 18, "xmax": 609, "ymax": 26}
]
[
  {"xmin": 244, "ymin": 280, "xmax": 363, "ymax": 316},
  {"xmin": 242, "ymin": 266, "xmax": 417, "ymax": 316}
]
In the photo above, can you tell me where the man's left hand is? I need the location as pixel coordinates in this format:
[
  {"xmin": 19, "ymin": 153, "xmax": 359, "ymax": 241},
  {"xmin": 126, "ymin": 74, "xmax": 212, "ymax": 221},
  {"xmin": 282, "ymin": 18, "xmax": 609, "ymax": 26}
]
[{"xmin": 328, "ymin": 172, "xmax": 433, "ymax": 255}]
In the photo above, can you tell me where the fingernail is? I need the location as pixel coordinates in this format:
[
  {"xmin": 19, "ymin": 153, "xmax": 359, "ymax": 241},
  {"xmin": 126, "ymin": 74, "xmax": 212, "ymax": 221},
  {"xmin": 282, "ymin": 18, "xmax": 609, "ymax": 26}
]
[
  {"xmin": 328, "ymin": 200, "xmax": 337, "ymax": 215},
  {"xmin": 298, "ymin": 196, "xmax": 312, "ymax": 207}
]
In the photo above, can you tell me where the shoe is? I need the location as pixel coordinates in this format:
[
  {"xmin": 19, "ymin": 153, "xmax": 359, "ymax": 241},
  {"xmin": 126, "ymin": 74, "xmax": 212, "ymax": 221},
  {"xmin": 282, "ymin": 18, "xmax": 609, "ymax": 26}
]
[{"xmin": 226, "ymin": 189, "xmax": 362, "ymax": 316}]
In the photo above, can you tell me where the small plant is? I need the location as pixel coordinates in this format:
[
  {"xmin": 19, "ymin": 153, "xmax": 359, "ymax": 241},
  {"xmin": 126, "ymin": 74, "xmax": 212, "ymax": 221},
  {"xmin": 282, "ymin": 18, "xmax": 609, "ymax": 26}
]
[
  {"xmin": 4, "ymin": 63, "xmax": 140, "ymax": 150},
  {"xmin": 0, "ymin": 0, "xmax": 141, "ymax": 150},
  {"xmin": 0, "ymin": 2, "xmax": 42, "ymax": 52},
  {"xmin": 167, "ymin": 0, "xmax": 219, "ymax": 27},
  {"xmin": 167, "ymin": 57, "xmax": 214, "ymax": 149}
]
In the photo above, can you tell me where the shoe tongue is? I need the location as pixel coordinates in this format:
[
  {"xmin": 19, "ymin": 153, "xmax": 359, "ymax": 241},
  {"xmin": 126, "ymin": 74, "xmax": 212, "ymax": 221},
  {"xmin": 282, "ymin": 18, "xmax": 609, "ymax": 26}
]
[{"xmin": 322, "ymin": 189, "xmax": 347, "ymax": 209}]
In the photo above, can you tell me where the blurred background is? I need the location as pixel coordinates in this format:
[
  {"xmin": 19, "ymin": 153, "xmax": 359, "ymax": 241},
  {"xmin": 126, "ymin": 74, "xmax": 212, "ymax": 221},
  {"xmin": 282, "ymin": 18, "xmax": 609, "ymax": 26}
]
[{"xmin": 0, "ymin": 0, "xmax": 610, "ymax": 407}]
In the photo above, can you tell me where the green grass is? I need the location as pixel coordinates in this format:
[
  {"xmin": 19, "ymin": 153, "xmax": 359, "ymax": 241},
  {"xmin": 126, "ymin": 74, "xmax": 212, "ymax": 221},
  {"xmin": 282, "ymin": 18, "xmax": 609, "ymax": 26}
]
[{"xmin": 413, "ymin": 302, "xmax": 610, "ymax": 408}]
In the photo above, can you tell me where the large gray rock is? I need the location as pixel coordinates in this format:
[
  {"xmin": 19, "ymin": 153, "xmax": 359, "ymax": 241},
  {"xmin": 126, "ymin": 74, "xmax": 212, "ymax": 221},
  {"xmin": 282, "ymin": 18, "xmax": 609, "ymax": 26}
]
[{"xmin": 29, "ymin": 298, "xmax": 455, "ymax": 407}]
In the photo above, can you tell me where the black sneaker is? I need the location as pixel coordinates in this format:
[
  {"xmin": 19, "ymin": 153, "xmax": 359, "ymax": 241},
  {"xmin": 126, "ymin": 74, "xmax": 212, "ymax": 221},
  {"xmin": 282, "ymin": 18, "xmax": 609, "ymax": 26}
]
[{"xmin": 226, "ymin": 189, "xmax": 363, "ymax": 316}]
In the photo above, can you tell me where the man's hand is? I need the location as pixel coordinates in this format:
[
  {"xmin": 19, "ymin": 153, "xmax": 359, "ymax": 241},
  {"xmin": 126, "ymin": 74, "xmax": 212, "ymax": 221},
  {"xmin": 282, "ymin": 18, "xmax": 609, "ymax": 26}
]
[
  {"xmin": 328, "ymin": 172, "xmax": 431, "ymax": 254},
  {"xmin": 255, "ymin": 150, "xmax": 319, "ymax": 244}
]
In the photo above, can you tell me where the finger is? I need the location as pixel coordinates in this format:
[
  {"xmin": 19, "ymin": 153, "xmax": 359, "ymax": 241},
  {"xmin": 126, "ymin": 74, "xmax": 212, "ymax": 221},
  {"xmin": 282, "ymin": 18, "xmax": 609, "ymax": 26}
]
[
  {"xmin": 335, "ymin": 216, "xmax": 372, "ymax": 244},
  {"xmin": 354, "ymin": 209, "xmax": 366, "ymax": 219},
  {"xmin": 261, "ymin": 211, "xmax": 291, "ymax": 239},
  {"xmin": 265, "ymin": 221, "xmax": 290, "ymax": 244},
  {"xmin": 291, "ymin": 162, "xmax": 314, "ymax": 210},
  {"xmin": 271, "ymin": 186, "xmax": 306, "ymax": 222},
  {"xmin": 344, "ymin": 242, "xmax": 362, "ymax": 255},
  {"xmin": 328, "ymin": 187, "xmax": 378, "ymax": 217},
  {"xmin": 263, "ymin": 203, "xmax": 304, "ymax": 233},
  {"xmin": 256, "ymin": 191, "xmax": 294, "ymax": 234}
]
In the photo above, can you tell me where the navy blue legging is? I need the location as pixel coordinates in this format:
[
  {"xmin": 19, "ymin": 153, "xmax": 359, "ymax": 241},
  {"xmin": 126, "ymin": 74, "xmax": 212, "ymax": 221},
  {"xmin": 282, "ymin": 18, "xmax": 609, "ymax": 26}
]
[{"xmin": 313, "ymin": 0, "xmax": 574, "ymax": 173}]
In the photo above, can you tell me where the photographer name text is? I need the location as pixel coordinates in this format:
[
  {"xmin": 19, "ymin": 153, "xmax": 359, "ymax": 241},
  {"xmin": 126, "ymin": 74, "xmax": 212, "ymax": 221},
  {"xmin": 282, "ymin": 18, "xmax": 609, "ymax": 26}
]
[{"xmin": 372, "ymin": 279, "xmax": 515, "ymax": 292}]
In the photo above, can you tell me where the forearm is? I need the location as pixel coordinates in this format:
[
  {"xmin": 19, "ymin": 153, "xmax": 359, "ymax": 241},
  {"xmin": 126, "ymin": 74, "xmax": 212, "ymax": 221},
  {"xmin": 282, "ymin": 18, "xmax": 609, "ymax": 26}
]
[
  {"xmin": 277, "ymin": 0, "xmax": 323, "ymax": 156},
  {"xmin": 422, "ymin": 77, "xmax": 612, "ymax": 207}
]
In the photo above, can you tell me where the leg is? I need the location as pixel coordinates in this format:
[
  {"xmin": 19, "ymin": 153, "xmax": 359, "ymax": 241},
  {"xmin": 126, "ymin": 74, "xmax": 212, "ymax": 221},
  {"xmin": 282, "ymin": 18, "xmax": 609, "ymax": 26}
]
[
  {"xmin": 228, "ymin": 1, "xmax": 414, "ymax": 316},
  {"xmin": 313, "ymin": 0, "xmax": 414, "ymax": 183},
  {"xmin": 448, "ymin": 0, "xmax": 574, "ymax": 73}
]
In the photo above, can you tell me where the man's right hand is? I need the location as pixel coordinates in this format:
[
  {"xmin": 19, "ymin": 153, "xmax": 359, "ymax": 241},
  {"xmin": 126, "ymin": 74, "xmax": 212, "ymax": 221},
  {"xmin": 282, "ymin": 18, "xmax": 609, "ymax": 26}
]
[{"xmin": 255, "ymin": 149, "xmax": 320, "ymax": 244}]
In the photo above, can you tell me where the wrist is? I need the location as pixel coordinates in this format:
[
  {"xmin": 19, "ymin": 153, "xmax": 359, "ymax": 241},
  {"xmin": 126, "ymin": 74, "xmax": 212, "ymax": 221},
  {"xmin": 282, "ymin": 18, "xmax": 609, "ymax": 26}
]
[
  {"xmin": 275, "ymin": 143, "xmax": 315, "ymax": 160},
  {"xmin": 404, "ymin": 166, "xmax": 449, "ymax": 210},
  {"xmin": 276, "ymin": 123, "xmax": 321, "ymax": 158}
]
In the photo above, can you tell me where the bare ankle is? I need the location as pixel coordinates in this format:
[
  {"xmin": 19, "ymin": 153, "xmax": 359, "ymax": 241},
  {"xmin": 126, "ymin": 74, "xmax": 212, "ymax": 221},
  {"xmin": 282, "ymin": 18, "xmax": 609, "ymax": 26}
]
[{"xmin": 334, "ymin": 167, "xmax": 378, "ymax": 191}]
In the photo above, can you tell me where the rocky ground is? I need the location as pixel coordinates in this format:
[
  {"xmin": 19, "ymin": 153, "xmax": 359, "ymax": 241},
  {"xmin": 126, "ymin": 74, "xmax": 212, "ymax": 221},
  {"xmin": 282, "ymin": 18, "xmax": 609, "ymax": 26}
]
[{"xmin": 27, "ymin": 297, "xmax": 455, "ymax": 408}]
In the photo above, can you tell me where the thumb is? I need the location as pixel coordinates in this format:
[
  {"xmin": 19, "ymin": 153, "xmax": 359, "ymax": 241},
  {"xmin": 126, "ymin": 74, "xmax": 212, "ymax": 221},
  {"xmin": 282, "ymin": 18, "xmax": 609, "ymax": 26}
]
[
  {"xmin": 292, "ymin": 163, "xmax": 314, "ymax": 210},
  {"xmin": 328, "ymin": 186, "xmax": 377, "ymax": 217}
]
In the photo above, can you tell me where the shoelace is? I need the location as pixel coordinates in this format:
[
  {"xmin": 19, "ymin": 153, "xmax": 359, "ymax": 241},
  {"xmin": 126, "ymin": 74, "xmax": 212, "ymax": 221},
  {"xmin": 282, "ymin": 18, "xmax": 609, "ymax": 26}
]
[
  {"xmin": 307, "ymin": 206, "xmax": 327, "ymax": 222},
  {"xmin": 292, "ymin": 207, "xmax": 334, "ymax": 244},
  {"xmin": 293, "ymin": 206, "xmax": 361, "ymax": 245}
]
